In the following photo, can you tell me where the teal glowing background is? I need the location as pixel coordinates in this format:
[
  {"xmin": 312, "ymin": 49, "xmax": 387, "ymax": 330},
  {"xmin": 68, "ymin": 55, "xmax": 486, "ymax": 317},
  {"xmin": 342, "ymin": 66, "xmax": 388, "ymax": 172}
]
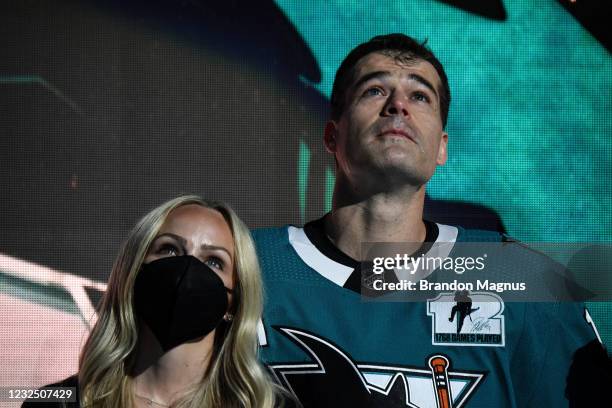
[
  {"xmin": 280, "ymin": 0, "xmax": 612, "ymax": 345},
  {"xmin": 0, "ymin": 1, "xmax": 609, "ymax": 386}
]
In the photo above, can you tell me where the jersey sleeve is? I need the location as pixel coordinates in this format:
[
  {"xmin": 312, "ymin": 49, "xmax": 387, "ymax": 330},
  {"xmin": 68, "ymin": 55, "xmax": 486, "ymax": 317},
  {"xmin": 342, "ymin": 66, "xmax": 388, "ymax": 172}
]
[{"xmin": 511, "ymin": 302, "xmax": 604, "ymax": 406}]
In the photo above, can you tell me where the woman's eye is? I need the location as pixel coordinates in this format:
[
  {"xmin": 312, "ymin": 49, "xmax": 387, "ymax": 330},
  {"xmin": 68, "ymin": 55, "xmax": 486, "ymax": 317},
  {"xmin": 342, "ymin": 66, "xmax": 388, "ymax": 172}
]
[
  {"xmin": 205, "ymin": 257, "xmax": 224, "ymax": 271},
  {"xmin": 362, "ymin": 87, "xmax": 384, "ymax": 97},
  {"xmin": 158, "ymin": 244, "xmax": 179, "ymax": 256}
]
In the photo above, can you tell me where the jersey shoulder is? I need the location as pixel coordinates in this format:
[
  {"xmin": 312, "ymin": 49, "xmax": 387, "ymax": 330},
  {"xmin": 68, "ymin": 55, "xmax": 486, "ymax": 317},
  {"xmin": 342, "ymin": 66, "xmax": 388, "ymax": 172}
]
[
  {"xmin": 251, "ymin": 226, "xmax": 291, "ymax": 251},
  {"xmin": 457, "ymin": 227, "xmax": 556, "ymax": 264},
  {"xmin": 252, "ymin": 225, "xmax": 320, "ymax": 283},
  {"xmin": 456, "ymin": 226, "xmax": 503, "ymax": 242}
]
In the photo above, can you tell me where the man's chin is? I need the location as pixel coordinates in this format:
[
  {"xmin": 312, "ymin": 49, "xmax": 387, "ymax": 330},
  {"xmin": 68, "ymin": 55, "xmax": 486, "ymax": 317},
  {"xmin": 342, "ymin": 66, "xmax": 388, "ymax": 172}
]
[{"xmin": 373, "ymin": 162, "xmax": 430, "ymax": 187}]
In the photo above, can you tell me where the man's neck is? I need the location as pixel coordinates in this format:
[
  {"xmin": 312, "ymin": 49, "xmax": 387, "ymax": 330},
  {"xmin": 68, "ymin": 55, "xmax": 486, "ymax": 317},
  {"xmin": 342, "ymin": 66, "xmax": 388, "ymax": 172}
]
[{"xmin": 326, "ymin": 183, "xmax": 427, "ymax": 260}]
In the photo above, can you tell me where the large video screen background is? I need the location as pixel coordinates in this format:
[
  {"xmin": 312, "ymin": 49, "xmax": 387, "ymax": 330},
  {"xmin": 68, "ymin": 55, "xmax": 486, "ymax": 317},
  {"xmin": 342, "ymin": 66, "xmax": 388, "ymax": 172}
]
[{"xmin": 1, "ymin": 0, "xmax": 610, "ymax": 389}]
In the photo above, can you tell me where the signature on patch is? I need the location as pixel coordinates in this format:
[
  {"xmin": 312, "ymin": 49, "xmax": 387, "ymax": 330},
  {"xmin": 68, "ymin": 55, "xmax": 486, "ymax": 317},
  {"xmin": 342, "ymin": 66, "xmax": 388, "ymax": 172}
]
[{"xmin": 470, "ymin": 318, "xmax": 491, "ymax": 333}]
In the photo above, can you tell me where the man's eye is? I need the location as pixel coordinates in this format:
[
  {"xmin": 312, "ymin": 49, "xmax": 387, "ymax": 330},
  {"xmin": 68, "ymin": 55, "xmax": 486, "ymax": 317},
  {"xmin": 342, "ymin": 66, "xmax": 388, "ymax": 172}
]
[
  {"xmin": 412, "ymin": 92, "xmax": 430, "ymax": 103},
  {"xmin": 362, "ymin": 87, "xmax": 384, "ymax": 97},
  {"xmin": 205, "ymin": 257, "xmax": 224, "ymax": 271}
]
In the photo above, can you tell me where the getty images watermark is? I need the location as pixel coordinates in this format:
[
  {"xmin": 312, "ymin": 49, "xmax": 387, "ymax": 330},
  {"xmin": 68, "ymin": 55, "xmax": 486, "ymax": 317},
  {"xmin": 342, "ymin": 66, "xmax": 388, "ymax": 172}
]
[
  {"xmin": 359, "ymin": 242, "xmax": 612, "ymax": 302},
  {"xmin": 370, "ymin": 251, "xmax": 525, "ymax": 293}
]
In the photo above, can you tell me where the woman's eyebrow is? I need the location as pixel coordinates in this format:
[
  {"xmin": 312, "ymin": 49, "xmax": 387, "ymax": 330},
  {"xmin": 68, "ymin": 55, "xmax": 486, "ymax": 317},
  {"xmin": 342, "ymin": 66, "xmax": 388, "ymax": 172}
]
[
  {"xmin": 152, "ymin": 233, "xmax": 186, "ymax": 245},
  {"xmin": 200, "ymin": 244, "xmax": 232, "ymax": 258},
  {"xmin": 152, "ymin": 233, "xmax": 232, "ymax": 258}
]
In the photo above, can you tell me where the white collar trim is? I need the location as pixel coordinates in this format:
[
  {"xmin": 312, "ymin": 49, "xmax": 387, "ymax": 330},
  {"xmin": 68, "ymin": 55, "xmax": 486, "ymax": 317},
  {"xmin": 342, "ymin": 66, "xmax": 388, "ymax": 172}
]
[{"xmin": 288, "ymin": 223, "xmax": 459, "ymax": 287}]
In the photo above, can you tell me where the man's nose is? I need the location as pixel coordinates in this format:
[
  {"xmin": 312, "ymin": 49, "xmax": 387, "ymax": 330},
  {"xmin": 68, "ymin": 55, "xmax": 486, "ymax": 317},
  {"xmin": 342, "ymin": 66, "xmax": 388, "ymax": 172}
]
[{"xmin": 382, "ymin": 91, "xmax": 409, "ymax": 117}]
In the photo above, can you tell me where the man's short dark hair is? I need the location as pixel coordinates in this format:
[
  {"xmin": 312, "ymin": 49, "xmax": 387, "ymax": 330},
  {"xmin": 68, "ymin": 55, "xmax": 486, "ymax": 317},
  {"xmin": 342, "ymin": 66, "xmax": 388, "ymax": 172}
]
[{"xmin": 330, "ymin": 34, "xmax": 451, "ymax": 128}]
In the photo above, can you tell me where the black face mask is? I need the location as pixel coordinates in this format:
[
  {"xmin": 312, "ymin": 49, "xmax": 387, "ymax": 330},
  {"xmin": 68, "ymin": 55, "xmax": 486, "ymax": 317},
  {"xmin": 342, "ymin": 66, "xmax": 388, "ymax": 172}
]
[{"xmin": 133, "ymin": 255, "xmax": 230, "ymax": 352}]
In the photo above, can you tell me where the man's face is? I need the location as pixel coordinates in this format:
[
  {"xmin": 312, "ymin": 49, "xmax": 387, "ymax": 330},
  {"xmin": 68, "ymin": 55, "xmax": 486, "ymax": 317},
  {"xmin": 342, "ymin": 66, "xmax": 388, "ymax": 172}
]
[{"xmin": 325, "ymin": 52, "xmax": 448, "ymax": 187}]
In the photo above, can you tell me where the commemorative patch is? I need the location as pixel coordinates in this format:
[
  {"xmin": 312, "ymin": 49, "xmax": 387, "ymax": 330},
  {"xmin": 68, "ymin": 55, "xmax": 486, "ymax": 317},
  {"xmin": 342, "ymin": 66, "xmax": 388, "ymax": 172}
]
[{"xmin": 427, "ymin": 291, "xmax": 505, "ymax": 347}]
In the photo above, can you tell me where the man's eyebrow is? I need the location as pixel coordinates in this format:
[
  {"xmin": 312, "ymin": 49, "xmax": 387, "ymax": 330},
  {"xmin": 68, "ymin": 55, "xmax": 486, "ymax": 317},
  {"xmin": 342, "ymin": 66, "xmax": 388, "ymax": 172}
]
[
  {"xmin": 408, "ymin": 73, "xmax": 439, "ymax": 100},
  {"xmin": 352, "ymin": 70, "xmax": 439, "ymax": 100},
  {"xmin": 352, "ymin": 70, "xmax": 391, "ymax": 91}
]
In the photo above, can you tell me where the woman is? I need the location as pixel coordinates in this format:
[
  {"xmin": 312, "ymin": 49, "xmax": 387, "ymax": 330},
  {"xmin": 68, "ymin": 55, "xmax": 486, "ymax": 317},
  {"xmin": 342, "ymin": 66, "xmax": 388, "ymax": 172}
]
[{"xmin": 25, "ymin": 196, "xmax": 287, "ymax": 407}]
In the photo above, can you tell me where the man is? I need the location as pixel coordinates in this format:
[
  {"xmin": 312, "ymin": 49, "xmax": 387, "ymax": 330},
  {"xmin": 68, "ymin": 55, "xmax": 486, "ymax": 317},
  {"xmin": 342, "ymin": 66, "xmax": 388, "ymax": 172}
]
[{"xmin": 253, "ymin": 34, "xmax": 605, "ymax": 407}]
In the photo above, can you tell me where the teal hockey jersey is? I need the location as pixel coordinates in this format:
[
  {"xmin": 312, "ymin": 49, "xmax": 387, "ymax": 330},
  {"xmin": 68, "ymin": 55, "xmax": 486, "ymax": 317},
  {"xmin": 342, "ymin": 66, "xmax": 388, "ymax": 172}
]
[{"xmin": 252, "ymin": 220, "xmax": 601, "ymax": 408}]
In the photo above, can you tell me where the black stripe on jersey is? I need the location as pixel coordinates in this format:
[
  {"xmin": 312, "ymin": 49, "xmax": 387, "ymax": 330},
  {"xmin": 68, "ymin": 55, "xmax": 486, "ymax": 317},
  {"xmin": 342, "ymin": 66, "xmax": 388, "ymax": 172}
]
[
  {"xmin": 303, "ymin": 216, "xmax": 358, "ymax": 269},
  {"xmin": 303, "ymin": 215, "xmax": 440, "ymax": 294}
]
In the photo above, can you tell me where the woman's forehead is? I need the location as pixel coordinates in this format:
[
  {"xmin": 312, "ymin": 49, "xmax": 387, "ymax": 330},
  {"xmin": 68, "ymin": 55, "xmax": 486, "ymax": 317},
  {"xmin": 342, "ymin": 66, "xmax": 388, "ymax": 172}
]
[{"xmin": 159, "ymin": 205, "xmax": 234, "ymax": 253}]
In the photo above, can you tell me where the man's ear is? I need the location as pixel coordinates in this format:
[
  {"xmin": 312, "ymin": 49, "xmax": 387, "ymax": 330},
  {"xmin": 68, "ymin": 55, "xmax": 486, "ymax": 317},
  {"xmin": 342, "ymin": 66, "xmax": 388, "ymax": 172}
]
[
  {"xmin": 324, "ymin": 121, "xmax": 338, "ymax": 153},
  {"xmin": 436, "ymin": 131, "xmax": 448, "ymax": 165}
]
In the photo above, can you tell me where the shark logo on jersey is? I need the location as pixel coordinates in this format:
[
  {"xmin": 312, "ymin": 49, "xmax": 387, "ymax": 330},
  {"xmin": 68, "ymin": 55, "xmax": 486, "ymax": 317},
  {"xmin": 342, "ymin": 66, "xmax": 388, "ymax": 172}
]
[
  {"xmin": 427, "ymin": 292, "xmax": 505, "ymax": 347},
  {"xmin": 269, "ymin": 327, "xmax": 485, "ymax": 407}
]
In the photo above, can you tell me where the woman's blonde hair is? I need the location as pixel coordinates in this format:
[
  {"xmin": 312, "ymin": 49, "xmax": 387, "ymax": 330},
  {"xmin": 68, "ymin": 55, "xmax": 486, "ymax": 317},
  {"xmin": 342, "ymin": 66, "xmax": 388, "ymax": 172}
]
[{"xmin": 78, "ymin": 195, "xmax": 279, "ymax": 407}]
